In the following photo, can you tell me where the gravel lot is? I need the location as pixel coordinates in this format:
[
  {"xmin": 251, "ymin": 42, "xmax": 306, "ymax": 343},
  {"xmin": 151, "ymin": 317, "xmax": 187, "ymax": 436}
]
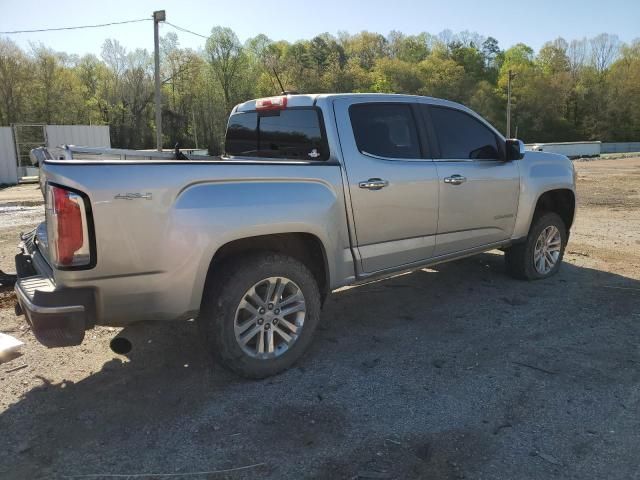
[{"xmin": 0, "ymin": 158, "xmax": 639, "ymax": 480}]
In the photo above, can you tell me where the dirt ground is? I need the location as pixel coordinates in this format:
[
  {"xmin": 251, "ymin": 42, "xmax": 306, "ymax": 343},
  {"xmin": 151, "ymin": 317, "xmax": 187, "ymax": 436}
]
[{"xmin": 0, "ymin": 158, "xmax": 639, "ymax": 480}]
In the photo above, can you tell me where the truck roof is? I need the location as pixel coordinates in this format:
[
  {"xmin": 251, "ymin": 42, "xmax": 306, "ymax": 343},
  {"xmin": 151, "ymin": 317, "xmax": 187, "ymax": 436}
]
[{"xmin": 233, "ymin": 92, "xmax": 467, "ymax": 113}]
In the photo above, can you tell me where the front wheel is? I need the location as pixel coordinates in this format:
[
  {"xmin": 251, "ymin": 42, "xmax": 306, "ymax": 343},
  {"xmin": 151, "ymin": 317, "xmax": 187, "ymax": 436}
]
[
  {"xmin": 199, "ymin": 253, "xmax": 321, "ymax": 378},
  {"xmin": 505, "ymin": 212, "xmax": 567, "ymax": 280}
]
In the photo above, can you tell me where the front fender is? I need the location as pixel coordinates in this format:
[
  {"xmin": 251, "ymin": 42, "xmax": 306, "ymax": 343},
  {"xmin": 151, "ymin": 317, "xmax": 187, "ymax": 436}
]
[{"xmin": 512, "ymin": 152, "xmax": 576, "ymax": 239}]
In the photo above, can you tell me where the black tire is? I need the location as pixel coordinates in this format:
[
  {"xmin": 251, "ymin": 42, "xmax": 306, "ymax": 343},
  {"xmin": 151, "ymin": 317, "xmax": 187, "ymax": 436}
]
[
  {"xmin": 199, "ymin": 252, "xmax": 321, "ymax": 378},
  {"xmin": 504, "ymin": 212, "xmax": 567, "ymax": 280}
]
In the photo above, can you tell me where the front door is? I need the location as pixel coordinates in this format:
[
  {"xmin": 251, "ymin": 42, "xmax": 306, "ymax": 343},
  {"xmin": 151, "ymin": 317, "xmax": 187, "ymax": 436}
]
[
  {"xmin": 334, "ymin": 98, "xmax": 439, "ymax": 273},
  {"xmin": 424, "ymin": 105, "xmax": 520, "ymax": 256}
]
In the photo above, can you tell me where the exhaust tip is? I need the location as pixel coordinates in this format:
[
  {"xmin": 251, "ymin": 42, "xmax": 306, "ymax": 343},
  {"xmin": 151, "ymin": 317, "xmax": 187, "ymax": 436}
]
[{"xmin": 110, "ymin": 337, "xmax": 132, "ymax": 355}]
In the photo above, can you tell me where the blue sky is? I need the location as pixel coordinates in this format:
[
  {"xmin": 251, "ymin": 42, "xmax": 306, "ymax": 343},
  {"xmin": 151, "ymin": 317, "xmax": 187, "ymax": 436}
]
[{"xmin": 1, "ymin": 0, "xmax": 638, "ymax": 56}]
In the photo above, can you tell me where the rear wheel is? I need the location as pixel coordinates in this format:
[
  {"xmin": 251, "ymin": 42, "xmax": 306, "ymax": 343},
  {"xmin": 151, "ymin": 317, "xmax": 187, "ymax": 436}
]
[
  {"xmin": 199, "ymin": 253, "xmax": 321, "ymax": 378},
  {"xmin": 505, "ymin": 212, "xmax": 567, "ymax": 280}
]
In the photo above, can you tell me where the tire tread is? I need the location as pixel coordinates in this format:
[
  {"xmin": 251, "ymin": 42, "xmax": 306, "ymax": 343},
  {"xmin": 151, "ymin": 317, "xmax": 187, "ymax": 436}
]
[
  {"xmin": 199, "ymin": 252, "xmax": 321, "ymax": 378},
  {"xmin": 505, "ymin": 211, "xmax": 567, "ymax": 281}
]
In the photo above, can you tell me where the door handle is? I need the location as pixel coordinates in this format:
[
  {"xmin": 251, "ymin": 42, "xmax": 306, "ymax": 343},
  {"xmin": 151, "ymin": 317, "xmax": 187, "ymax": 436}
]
[
  {"xmin": 444, "ymin": 175, "xmax": 467, "ymax": 185},
  {"xmin": 359, "ymin": 178, "xmax": 389, "ymax": 190}
]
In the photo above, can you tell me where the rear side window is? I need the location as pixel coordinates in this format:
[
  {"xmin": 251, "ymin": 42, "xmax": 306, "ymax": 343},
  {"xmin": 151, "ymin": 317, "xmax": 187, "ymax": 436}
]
[
  {"xmin": 349, "ymin": 103, "xmax": 421, "ymax": 159},
  {"xmin": 225, "ymin": 108, "xmax": 329, "ymax": 160},
  {"xmin": 429, "ymin": 106, "xmax": 500, "ymax": 160}
]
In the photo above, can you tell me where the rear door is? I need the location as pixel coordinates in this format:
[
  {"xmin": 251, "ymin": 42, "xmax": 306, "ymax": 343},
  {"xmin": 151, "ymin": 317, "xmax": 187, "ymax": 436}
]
[
  {"xmin": 334, "ymin": 98, "xmax": 438, "ymax": 273},
  {"xmin": 423, "ymin": 105, "xmax": 520, "ymax": 256}
]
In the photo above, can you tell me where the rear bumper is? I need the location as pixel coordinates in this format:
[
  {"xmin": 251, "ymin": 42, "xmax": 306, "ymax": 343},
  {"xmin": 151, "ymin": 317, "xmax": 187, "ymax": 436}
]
[{"xmin": 15, "ymin": 234, "xmax": 95, "ymax": 348}]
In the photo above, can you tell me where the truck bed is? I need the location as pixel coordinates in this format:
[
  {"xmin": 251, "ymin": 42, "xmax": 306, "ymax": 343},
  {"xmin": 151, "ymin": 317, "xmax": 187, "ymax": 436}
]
[{"xmin": 37, "ymin": 156, "xmax": 352, "ymax": 326}]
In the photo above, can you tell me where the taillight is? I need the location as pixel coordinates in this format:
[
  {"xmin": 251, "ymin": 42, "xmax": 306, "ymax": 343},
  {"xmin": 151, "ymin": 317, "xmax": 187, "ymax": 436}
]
[
  {"xmin": 255, "ymin": 95, "xmax": 287, "ymax": 111},
  {"xmin": 46, "ymin": 184, "xmax": 92, "ymax": 268}
]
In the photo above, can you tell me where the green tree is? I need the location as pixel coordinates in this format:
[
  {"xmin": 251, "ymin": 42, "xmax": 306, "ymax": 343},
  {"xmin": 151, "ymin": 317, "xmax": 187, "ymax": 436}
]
[
  {"xmin": 0, "ymin": 38, "xmax": 31, "ymax": 125},
  {"xmin": 371, "ymin": 57, "xmax": 422, "ymax": 94},
  {"xmin": 0, "ymin": 29, "xmax": 639, "ymax": 148},
  {"xmin": 343, "ymin": 31, "xmax": 388, "ymax": 70},
  {"xmin": 205, "ymin": 26, "xmax": 245, "ymax": 111},
  {"xmin": 418, "ymin": 55, "xmax": 465, "ymax": 100}
]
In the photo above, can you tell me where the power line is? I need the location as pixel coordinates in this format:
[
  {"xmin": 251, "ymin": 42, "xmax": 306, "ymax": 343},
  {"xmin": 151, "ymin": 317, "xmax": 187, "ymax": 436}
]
[
  {"xmin": 164, "ymin": 22, "xmax": 208, "ymax": 40},
  {"xmin": 0, "ymin": 18, "xmax": 151, "ymax": 35},
  {"xmin": 0, "ymin": 18, "xmax": 211, "ymax": 42}
]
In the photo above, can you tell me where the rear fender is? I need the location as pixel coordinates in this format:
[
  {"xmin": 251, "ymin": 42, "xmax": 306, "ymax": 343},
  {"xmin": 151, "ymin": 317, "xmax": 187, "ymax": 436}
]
[{"xmin": 168, "ymin": 180, "xmax": 353, "ymax": 311}]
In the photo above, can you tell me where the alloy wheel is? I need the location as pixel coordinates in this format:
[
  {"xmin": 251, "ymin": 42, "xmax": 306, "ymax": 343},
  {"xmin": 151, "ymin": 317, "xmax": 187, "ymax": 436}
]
[
  {"xmin": 533, "ymin": 225, "xmax": 562, "ymax": 275},
  {"xmin": 234, "ymin": 276, "xmax": 306, "ymax": 359}
]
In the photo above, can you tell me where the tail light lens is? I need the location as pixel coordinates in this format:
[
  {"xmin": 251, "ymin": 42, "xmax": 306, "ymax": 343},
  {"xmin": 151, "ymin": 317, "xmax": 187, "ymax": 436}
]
[{"xmin": 46, "ymin": 184, "xmax": 92, "ymax": 268}]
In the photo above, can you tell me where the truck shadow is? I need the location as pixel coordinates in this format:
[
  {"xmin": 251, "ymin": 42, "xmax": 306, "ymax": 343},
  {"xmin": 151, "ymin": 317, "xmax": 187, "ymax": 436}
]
[{"xmin": 1, "ymin": 252, "xmax": 639, "ymax": 479}]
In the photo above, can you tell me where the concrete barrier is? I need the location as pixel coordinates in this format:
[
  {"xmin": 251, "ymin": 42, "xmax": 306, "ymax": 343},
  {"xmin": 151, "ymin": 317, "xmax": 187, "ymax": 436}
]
[
  {"xmin": 601, "ymin": 142, "xmax": 640, "ymax": 154},
  {"xmin": 525, "ymin": 141, "xmax": 601, "ymax": 159}
]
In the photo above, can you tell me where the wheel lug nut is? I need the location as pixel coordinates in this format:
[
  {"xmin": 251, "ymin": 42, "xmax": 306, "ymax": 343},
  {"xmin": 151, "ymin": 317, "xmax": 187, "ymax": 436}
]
[
  {"xmin": 259, "ymin": 308, "xmax": 265, "ymax": 314},
  {"xmin": 265, "ymin": 324, "xmax": 271, "ymax": 330},
  {"xmin": 274, "ymin": 308, "xmax": 280, "ymax": 314},
  {"xmin": 273, "ymin": 319, "xmax": 279, "ymax": 325},
  {"xmin": 257, "ymin": 318, "xmax": 263, "ymax": 325},
  {"xmin": 268, "ymin": 303, "xmax": 274, "ymax": 310}
]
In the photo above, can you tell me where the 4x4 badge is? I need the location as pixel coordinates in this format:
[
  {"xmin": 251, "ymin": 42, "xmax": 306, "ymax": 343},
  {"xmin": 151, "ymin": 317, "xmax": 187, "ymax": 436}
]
[{"xmin": 115, "ymin": 193, "xmax": 152, "ymax": 200}]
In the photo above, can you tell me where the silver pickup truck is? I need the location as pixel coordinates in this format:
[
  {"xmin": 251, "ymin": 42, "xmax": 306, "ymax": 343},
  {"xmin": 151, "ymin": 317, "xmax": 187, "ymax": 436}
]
[{"xmin": 15, "ymin": 93, "xmax": 576, "ymax": 378}]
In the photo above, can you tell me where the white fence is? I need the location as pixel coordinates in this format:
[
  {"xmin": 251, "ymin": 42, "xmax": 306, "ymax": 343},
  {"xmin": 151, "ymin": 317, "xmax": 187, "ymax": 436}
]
[
  {"xmin": 45, "ymin": 125, "xmax": 110, "ymax": 151},
  {"xmin": 0, "ymin": 125, "xmax": 110, "ymax": 184},
  {"xmin": 0, "ymin": 127, "xmax": 18, "ymax": 185}
]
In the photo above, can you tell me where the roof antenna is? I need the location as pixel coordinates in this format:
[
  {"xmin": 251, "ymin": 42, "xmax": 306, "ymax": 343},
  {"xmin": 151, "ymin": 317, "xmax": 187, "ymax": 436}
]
[{"xmin": 272, "ymin": 67, "xmax": 285, "ymax": 94}]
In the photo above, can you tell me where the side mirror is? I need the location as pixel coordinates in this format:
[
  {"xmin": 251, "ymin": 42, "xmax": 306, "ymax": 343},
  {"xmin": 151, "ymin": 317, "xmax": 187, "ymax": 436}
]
[{"xmin": 505, "ymin": 139, "xmax": 525, "ymax": 161}]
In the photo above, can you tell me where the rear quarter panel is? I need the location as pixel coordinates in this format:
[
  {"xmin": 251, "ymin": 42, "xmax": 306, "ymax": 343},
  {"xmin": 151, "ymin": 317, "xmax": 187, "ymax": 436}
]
[{"xmin": 42, "ymin": 161, "xmax": 353, "ymax": 326}]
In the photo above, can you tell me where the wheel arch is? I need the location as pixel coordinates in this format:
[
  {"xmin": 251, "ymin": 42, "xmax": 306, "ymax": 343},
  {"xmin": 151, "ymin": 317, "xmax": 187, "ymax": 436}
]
[
  {"xmin": 532, "ymin": 188, "xmax": 576, "ymax": 233},
  {"xmin": 201, "ymin": 233, "xmax": 331, "ymax": 308}
]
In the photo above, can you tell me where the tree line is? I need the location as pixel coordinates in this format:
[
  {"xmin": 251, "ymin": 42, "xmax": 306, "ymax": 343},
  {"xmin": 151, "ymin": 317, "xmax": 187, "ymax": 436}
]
[{"xmin": 0, "ymin": 29, "xmax": 638, "ymax": 153}]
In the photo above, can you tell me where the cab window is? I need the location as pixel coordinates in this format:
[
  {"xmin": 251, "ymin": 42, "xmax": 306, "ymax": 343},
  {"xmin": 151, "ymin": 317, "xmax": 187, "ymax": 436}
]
[
  {"xmin": 429, "ymin": 106, "xmax": 501, "ymax": 160},
  {"xmin": 349, "ymin": 103, "xmax": 421, "ymax": 159}
]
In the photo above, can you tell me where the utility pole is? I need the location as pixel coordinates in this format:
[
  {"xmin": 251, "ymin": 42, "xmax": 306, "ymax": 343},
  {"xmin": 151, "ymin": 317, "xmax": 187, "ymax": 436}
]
[
  {"xmin": 506, "ymin": 69, "xmax": 517, "ymax": 138},
  {"xmin": 153, "ymin": 10, "xmax": 165, "ymax": 151}
]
